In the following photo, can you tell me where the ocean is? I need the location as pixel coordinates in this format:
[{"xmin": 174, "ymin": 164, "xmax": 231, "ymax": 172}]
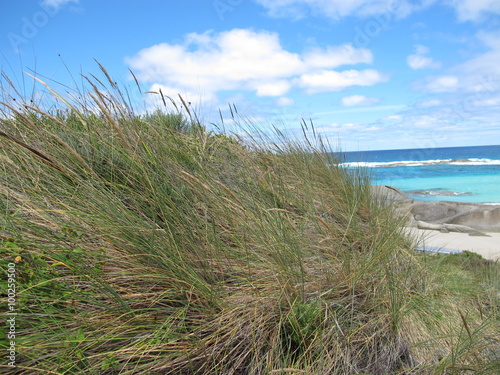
[{"xmin": 340, "ymin": 145, "xmax": 500, "ymax": 204}]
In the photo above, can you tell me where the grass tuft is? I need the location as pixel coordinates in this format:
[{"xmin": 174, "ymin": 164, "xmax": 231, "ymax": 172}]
[{"xmin": 0, "ymin": 69, "xmax": 498, "ymax": 374}]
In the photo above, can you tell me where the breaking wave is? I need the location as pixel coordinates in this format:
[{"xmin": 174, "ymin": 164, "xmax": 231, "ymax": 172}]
[
  {"xmin": 406, "ymin": 188, "xmax": 474, "ymax": 197},
  {"xmin": 341, "ymin": 158, "xmax": 500, "ymax": 168}
]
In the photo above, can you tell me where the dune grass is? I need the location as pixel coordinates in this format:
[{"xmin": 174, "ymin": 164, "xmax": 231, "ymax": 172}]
[{"xmin": 0, "ymin": 68, "xmax": 498, "ymax": 374}]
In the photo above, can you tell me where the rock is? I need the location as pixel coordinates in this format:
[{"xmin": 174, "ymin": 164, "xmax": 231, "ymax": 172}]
[
  {"xmin": 448, "ymin": 207, "xmax": 500, "ymax": 232},
  {"xmin": 410, "ymin": 201, "xmax": 500, "ymax": 233},
  {"xmin": 417, "ymin": 221, "xmax": 443, "ymax": 231},
  {"xmin": 371, "ymin": 185, "xmax": 413, "ymax": 204},
  {"xmin": 411, "ymin": 201, "xmax": 460, "ymax": 222},
  {"xmin": 371, "ymin": 185, "xmax": 500, "ymax": 233},
  {"xmin": 442, "ymin": 223, "xmax": 481, "ymax": 233},
  {"xmin": 416, "ymin": 220, "xmax": 489, "ymax": 236}
]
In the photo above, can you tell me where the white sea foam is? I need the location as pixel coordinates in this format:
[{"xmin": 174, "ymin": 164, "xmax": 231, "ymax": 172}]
[
  {"xmin": 407, "ymin": 189, "xmax": 474, "ymax": 197},
  {"xmin": 449, "ymin": 158, "xmax": 500, "ymax": 165},
  {"xmin": 341, "ymin": 158, "xmax": 500, "ymax": 168}
]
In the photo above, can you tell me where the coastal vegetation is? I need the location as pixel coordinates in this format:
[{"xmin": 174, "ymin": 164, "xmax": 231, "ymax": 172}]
[{"xmin": 1, "ymin": 68, "xmax": 499, "ymax": 374}]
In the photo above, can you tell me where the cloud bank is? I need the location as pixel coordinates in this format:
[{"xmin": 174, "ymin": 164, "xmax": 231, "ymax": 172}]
[
  {"xmin": 253, "ymin": 0, "xmax": 500, "ymax": 21},
  {"xmin": 252, "ymin": 0, "xmax": 429, "ymax": 20},
  {"xmin": 126, "ymin": 29, "xmax": 386, "ymax": 99}
]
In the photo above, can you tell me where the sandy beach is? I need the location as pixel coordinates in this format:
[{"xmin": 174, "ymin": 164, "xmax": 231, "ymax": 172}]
[
  {"xmin": 409, "ymin": 228, "xmax": 500, "ymax": 260},
  {"xmin": 371, "ymin": 185, "xmax": 500, "ymax": 261}
]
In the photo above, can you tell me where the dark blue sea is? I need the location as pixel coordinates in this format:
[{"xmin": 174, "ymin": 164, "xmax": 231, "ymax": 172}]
[{"xmin": 340, "ymin": 145, "xmax": 500, "ymax": 204}]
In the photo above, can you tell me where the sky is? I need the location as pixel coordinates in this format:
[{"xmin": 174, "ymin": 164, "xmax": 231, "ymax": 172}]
[{"xmin": 1, "ymin": 0, "xmax": 500, "ymax": 151}]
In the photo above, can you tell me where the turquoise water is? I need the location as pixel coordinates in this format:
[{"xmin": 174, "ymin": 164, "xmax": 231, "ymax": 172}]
[{"xmin": 341, "ymin": 145, "xmax": 500, "ymax": 204}]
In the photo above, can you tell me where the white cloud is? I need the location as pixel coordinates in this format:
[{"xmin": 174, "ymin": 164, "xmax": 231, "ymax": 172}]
[
  {"xmin": 407, "ymin": 44, "xmax": 441, "ymax": 69},
  {"xmin": 143, "ymin": 83, "xmax": 214, "ymax": 110},
  {"xmin": 298, "ymin": 69, "xmax": 387, "ymax": 94},
  {"xmin": 253, "ymin": 0, "xmax": 435, "ymax": 20},
  {"xmin": 455, "ymin": 31, "xmax": 500, "ymax": 89},
  {"xmin": 254, "ymin": 0, "xmax": 500, "ymax": 24},
  {"xmin": 127, "ymin": 30, "xmax": 301, "ymax": 90},
  {"xmin": 255, "ymin": 80, "xmax": 292, "ymax": 96},
  {"xmin": 448, "ymin": 0, "xmax": 500, "ymax": 21},
  {"xmin": 414, "ymin": 45, "xmax": 430, "ymax": 55},
  {"xmin": 303, "ymin": 45, "xmax": 373, "ymax": 68},
  {"xmin": 415, "ymin": 31, "xmax": 500, "ymax": 93},
  {"xmin": 406, "ymin": 114, "xmax": 445, "ymax": 128},
  {"xmin": 341, "ymin": 94, "xmax": 380, "ymax": 106},
  {"xmin": 382, "ymin": 115, "xmax": 403, "ymax": 121},
  {"xmin": 313, "ymin": 122, "xmax": 362, "ymax": 135},
  {"xmin": 41, "ymin": 0, "xmax": 78, "ymax": 9},
  {"xmin": 276, "ymin": 97, "xmax": 295, "ymax": 106},
  {"xmin": 366, "ymin": 88, "xmax": 500, "ymax": 149},
  {"xmin": 126, "ymin": 29, "xmax": 383, "ymax": 98},
  {"xmin": 475, "ymin": 96, "xmax": 500, "ymax": 106},
  {"xmin": 418, "ymin": 75, "xmax": 459, "ymax": 92},
  {"xmin": 407, "ymin": 55, "xmax": 440, "ymax": 69}
]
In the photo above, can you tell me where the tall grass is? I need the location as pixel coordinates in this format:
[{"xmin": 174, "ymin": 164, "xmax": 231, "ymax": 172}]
[{"xmin": 1, "ymin": 67, "xmax": 498, "ymax": 374}]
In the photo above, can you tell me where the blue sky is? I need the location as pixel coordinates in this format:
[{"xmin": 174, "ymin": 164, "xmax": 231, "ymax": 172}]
[{"xmin": 1, "ymin": 0, "xmax": 500, "ymax": 151}]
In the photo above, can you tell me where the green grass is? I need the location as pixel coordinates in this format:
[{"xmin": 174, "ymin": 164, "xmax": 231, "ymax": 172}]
[{"xmin": 0, "ymin": 68, "xmax": 498, "ymax": 374}]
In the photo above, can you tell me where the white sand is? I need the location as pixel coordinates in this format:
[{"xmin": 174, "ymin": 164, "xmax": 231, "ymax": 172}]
[{"xmin": 408, "ymin": 228, "xmax": 500, "ymax": 261}]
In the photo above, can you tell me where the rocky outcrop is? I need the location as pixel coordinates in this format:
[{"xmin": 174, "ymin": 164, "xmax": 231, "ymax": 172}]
[
  {"xmin": 411, "ymin": 201, "xmax": 478, "ymax": 223},
  {"xmin": 371, "ymin": 185, "xmax": 500, "ymax": 234},
  {"xmin": 448, "ymin": 207, "xmax": 500, "ymax": 232}
]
